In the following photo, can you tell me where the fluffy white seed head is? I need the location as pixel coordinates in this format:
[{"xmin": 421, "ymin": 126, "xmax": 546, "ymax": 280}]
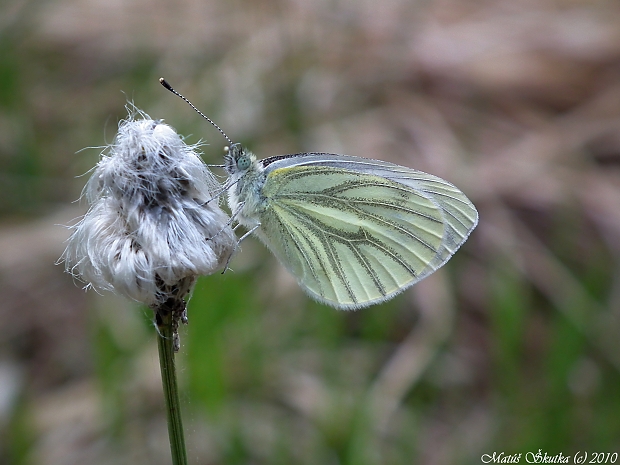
[{"xmin": 62, "ymin": 108, "xmax": 237, "ymax": 306}]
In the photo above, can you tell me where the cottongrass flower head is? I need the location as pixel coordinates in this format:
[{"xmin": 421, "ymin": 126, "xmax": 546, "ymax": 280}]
[{"xmin": 62, "ymin": 106, "xmax": 236, "ymax": 337}]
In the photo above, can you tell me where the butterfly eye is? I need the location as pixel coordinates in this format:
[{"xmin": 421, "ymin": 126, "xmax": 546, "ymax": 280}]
[{"xmin": 237, "ymin": 155, "xmax": 251, "ymax": 171}]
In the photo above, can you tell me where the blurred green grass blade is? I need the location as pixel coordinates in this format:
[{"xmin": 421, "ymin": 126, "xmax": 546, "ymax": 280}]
[{"xmin": 185, "ymin": 271, "xmax": 260, "ymax": 412}]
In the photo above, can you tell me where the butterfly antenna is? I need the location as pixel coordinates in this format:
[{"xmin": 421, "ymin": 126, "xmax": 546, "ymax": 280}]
[{"xmin": 159, "ymin": 77, "xmax": 233, "ymax": 146}]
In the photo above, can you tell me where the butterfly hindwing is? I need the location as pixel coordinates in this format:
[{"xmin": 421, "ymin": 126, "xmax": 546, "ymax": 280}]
[{"xmin": 255, "ymin": 163, "xmax": 455, "ymax": 309}]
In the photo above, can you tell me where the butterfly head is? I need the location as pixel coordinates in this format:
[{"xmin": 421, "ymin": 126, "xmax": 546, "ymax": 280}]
[{"xmin": 224, "ymin": 143, "xmax": 256, "ymax": 176}]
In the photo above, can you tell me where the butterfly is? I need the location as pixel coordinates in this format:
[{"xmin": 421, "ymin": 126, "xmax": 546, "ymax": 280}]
[
  {"xmin": 159, "ymin": 78, "xmax": 478, "ymax": 310},
  {"xmin": 224, "ymin": 144, "xmax": 478, "ymax": 309}
]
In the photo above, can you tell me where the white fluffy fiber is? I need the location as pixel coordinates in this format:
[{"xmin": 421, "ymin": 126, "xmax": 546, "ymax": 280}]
[{"xmin": 63, "ymin": 108, "xmax": 236, "ymax": 306}]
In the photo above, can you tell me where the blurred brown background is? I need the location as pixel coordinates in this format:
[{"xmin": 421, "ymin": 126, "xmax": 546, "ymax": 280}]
[{"xmin": 1, "ymin": 0, "xmax": 620, "ymax": 464}]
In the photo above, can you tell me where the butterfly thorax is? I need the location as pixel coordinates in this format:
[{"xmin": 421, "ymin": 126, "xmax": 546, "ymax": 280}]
[{"xmin": 225, "ymin": 145, "xmax": 267, "ymax": 228}]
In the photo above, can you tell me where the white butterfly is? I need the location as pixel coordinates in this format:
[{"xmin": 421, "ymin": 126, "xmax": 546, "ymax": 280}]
[
  {"xmin": 159, "ymin": 78, "xmax": 478, "ymax": 309},
  {"xmin": 224, "ymin": 144, "xmax": 478, "ymax": 309}
]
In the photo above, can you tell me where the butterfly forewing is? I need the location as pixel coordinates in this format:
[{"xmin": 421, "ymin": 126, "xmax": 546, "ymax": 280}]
[
  {"xmin": 256, "ymin": 164, "xmax": 452, "ymax": 309},
  {"xmin": 264, "ymin": 153, "xmax": 478, "ymax": 269},
  {"xmin": 385, "ymin": 169, "xmax": 478, "ymax": 270}
]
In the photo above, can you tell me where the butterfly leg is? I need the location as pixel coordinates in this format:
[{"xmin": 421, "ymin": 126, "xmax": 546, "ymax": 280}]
[
  {"xmin": 201, "ymin": 175, "xmax": 241, "ymax": 207},
  {"xmin": 236, "ymin": 224, "xmax": 260, "ymax": 245},
  {"xmin": 207, "ymin": 200, "xmax": 245, "ymax": 242},
  {"xmin": 202, "ymin": 184, "xmax": 228, "ymax": 205},
  {"xmin": 221, "ymin": 223, "xmax": 260, "ymax": 273}
]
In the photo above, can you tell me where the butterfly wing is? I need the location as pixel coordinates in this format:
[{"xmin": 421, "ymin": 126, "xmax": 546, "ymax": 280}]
[{"xmin": 254, "ymin": 154, "xmax": 477, "ymax": 309}]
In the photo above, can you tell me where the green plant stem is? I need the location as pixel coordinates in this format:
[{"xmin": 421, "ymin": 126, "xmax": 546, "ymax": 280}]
[{"xmin": 156, "ymin": 310, "xmax": 188, "ymax": 465}]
